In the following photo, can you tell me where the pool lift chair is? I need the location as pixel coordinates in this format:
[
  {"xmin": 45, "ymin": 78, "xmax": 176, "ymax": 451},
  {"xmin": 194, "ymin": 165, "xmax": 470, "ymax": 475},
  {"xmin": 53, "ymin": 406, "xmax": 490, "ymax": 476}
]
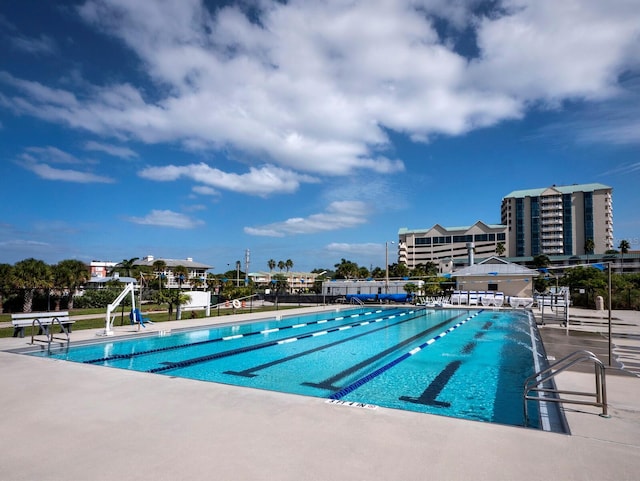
[
  {"xmin": 129, "ymin": 308, "xmax": 152, "ymax": 329},
  {"xmin": 100, "ymin": 282, "xmax": 140, "ymax": 336}
]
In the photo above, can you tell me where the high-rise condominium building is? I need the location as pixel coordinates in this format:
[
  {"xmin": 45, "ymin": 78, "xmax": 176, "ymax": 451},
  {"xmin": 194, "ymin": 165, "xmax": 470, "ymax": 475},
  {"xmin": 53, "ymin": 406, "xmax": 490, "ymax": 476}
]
[{"xmin": 501, "ymin": 183, "xmax": 613, "ymax": 257}]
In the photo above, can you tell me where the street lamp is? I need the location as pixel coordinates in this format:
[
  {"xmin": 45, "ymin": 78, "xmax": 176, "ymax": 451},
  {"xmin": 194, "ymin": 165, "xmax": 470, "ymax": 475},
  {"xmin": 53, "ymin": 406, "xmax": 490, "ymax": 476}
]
[
  {"xmin": 316, "ymin": 270, "xmax": 327, "ymax": 305},
  {"xmin": 385, "ymin": 241, "xmax": 395, "ymax": 293}
]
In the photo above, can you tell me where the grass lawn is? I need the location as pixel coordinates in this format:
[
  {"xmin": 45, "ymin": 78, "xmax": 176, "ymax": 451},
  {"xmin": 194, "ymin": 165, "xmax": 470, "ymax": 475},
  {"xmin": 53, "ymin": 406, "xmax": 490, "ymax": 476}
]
[{"xmin": 0, "ymin": 305, "xmax": 300, "ymax": 338}]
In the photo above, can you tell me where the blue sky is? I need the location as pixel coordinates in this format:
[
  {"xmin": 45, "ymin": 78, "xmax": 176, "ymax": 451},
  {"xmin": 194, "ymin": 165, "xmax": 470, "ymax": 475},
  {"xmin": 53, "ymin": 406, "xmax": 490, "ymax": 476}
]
[{"xmin": 1, "ymin": 0, "xmax": 639, "ymax": 273}]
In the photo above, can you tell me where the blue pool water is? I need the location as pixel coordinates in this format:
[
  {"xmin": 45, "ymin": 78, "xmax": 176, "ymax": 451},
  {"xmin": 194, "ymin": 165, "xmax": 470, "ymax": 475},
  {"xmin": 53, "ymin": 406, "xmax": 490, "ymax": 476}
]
[{"xmin": 28, "ymin": 307, "xmax": 558, "ymax": 430}]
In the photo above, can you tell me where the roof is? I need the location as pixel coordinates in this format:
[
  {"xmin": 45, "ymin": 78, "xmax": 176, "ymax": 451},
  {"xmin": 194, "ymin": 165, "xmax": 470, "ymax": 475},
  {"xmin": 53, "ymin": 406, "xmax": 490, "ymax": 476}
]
[
  {"xmin": 398, "ymin": 221, "xmax": 506, "ymax": 235},
  {"xmin": 87, "ymin": 276, "xmax": 138, "ymax": 284},
  {"xmin": 453, "ymin": 257, "xmax": 539, "ymax": 277},
  {"xmin": 503, "ymin": 183, "xmax": 611, "ymax": 199},
  {"xmin": 134, "ymin": 258, "xmax": 212, "ymax": 269}
]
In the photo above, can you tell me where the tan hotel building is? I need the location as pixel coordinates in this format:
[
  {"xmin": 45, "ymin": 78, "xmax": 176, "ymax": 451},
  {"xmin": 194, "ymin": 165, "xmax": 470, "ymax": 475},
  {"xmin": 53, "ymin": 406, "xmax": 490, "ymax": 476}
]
[{"xmin": 398, "ymin": 221, "xmax": 508, "ymax": 272}]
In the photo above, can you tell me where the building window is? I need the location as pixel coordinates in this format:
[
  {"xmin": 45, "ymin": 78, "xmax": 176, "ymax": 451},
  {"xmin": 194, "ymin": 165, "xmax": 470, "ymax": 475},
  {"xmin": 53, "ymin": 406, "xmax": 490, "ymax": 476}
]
[
  {"xmin": 453, "ymin": 235, "xmax": 473, "ymax": 243},
  {"xmin": 516, "ymin": 198, "xmax": 525, "ymax": 257},
  {"xmin": 563, "ymin": 193, "xmax": 573, "ymax": 255},
  {"xmin": 531, "ymin": 197, "xmax": 540, "ymax": 256},
  {"xmin": 584, "ymin": 192, "xmax": 594, "ymax": 248}
]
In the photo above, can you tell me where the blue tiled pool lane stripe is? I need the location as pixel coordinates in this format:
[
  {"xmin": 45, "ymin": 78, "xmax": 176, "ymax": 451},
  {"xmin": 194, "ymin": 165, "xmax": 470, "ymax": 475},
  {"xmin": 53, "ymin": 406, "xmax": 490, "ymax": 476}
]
[
  {"xmin": 328, "ymin": 310, "xmax": 484, "ymax": 400},
  {"xmin": 82, "ymin": 308, "xmax": 405, "ymax": 365},
  {"xmin": 145, "ymin": 308, "xmax": 425, "ymax": 374}
]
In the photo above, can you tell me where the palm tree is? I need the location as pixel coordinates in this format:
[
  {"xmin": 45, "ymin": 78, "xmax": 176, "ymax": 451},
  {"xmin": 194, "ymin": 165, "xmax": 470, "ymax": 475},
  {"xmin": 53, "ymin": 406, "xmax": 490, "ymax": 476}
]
[
  {"xmin": 111, "ymin": 257, "xmax": 140, "ymax": 278},
  {"xmin": 532, "ymin": 254, "xmax": 551, "ymax": 269},
  {"xmin": 55, "ymin": 259, "xmax": 90, "ymax": 310},
  {"xmin": 334, "ymin": 258, "xmax": 359, "ymax": 279},
  {"xmin": 0, "ymin": 263, "xmax": 14, "ymax": 314},
  {"xmin": 13, "ymin": 258, "xmax": 52, "ymax": 312},
  {"xmin": 358, "ymin": 266, "xmax": 370, "ymax": 279},
  {"xmin": 277, "ymin": 260, "xmax": 285, "ymax": 272},
  {"xmin": 495, "ymin": 242, "xmax": 506, "ymax": 257},
  {"xmin": 152, "ymin": 259, "xmax": 167, "ymax": 290},
  {"xmin": 584, "ymin": 238, "xmax": 595, "ymax": 263},
  {"xmin": 173, "ymin": 265, "xmax": 189, "ymax": 320},
  {"xmin": 268, "ymin": 259, "xmax": 276, "ymax": 272},
  {"xmin": 191, "ymin": 277, "xmax": 204, "ymax": 290},
  {"xmin": 619, "ymin": 239, "xmax": 630, "ymax": 273},
  {"xmin": 285, "ymin": 259, "xmax": 293, "ymax": 273}
]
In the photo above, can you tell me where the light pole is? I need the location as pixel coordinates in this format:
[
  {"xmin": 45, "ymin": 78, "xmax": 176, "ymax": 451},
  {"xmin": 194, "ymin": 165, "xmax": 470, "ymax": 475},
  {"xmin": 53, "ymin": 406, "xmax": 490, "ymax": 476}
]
[
  {"xmin": 608, "ymin": 262, "xmax": 612, "ymax": 366},
  {"xmin": 385, "ymin": 241, "xmax": 395, "ymax": 293},
  {"xmin": 317, "ymin": 270, "xmax": 327, "ymax": 305}
]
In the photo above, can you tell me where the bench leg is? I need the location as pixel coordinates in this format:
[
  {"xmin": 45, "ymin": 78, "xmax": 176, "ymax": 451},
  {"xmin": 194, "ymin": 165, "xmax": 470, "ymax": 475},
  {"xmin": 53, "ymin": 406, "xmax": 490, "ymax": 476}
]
[{"xmin": 13, "ymin": 327, "xmax": 25, "ymax": 338}]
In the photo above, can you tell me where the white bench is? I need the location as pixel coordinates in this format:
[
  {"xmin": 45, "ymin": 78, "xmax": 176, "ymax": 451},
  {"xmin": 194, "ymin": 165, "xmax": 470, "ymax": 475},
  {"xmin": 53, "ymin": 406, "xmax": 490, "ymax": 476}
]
[{"xmin": 11, "ymin": 311, "xmax": 74, "ymax": 338}]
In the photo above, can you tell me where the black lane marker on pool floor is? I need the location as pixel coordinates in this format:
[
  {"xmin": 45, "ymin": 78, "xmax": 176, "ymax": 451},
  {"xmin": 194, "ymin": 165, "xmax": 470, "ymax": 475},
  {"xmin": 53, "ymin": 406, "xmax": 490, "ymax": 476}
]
[
  {"xmin": 146, "ymin": 309, "xmax": 424, "ymax": 374},
  {"xmin": 399, "ymin": 314, "xmax": 494, "ymax": 407},
  {"xmin": 399, "ymin": 361, "xmax": 462, "ymax": 407},
  {"xmin": 82, "ymin": 308, "xmax": 402, "ymax": 364},
  {"xmin": 301, "ymin": 314, "xmax": 467, "ymax": 391},
  {"xmin": 461, "ymin": 341, "xmax": 476, "ymax": 354},
  {"xmin": 224, "ymin": 311, "xmax": 428, "ymax": 378}
]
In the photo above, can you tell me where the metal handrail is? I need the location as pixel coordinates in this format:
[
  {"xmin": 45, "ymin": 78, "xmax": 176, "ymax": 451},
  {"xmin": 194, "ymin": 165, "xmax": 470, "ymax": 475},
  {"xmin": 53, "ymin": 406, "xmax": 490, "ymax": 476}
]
[
  {"xmin": 523, "ymin": 350, "xmax": 608, "ymax": 426},
  {"xmin": 30, "ymin": 316, "xmax": 71, "ymax": 349}
]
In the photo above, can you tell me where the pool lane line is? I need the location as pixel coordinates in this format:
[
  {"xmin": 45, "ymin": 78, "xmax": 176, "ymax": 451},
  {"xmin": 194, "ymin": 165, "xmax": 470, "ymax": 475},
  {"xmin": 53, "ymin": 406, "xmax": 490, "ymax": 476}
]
[
  {"xmin": 225, "ymin": 310, "xmax": 444, "ymax": 380},
  {"xmin": 301, "ymin": 313, "xmax": 468, "ymax": 391},
  {"xmin": 145, "ymin": 309, "xmax": 425, "ymax": 374},
  {"xmin": 328, "ymin": 310, "xmax": 484, "ymax": 401},
  {"xmin": 82, "ymin": 307, "xmax": 404, "ymax": 364}
]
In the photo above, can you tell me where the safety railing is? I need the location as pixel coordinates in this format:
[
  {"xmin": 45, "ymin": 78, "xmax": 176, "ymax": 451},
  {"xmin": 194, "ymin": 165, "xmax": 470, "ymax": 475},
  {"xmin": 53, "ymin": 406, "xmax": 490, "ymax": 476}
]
[
  {"xmin": 523, "ymin": 350, "xmax": 608, "ymax": 426},
  {"xmin": 31, "ymin": 317, "xmax": 71, "ymax": 350}
]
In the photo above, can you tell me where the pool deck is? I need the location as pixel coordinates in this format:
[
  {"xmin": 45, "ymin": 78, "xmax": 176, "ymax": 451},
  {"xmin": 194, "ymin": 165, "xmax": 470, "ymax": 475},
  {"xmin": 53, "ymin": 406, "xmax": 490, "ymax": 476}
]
[{"xmin": 1, "ymin": 305, "xmax": 639, "ymax": 480}]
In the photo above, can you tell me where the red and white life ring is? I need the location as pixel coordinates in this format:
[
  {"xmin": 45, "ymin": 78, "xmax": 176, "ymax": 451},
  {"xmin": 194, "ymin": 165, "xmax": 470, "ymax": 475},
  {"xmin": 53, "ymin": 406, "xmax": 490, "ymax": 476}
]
[{"xmin": 232, "ymin": 299, "xmax": 241, "ymax": 309}]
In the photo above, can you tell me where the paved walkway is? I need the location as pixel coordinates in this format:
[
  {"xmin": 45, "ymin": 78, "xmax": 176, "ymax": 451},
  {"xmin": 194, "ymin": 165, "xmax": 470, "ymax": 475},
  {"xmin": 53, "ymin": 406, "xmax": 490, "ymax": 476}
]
[{"xmin": 1, "ymin": 305, "xmax": 639, "ymax": 480}]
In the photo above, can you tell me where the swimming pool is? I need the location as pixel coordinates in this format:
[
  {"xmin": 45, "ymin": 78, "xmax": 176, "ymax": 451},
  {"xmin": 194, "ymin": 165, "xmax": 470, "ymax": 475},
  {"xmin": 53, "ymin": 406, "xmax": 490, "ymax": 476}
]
[{"xmin": 27, "ymin": 307, "xmax": 564, "ymax": 431}]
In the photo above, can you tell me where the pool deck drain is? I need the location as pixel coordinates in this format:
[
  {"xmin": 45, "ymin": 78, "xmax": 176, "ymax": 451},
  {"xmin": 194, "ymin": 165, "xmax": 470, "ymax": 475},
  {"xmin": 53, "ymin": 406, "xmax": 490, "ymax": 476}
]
[{"xmin": 1, "ymin": 305, "xmax": 639, "ymax": 481}]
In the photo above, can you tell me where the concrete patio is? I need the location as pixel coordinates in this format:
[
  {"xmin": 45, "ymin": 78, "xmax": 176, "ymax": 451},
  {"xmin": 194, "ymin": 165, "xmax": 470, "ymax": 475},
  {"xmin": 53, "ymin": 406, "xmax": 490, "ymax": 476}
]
[{"xmin": 1, "ymin": 305, "xmax": 638, "ymax": 480}]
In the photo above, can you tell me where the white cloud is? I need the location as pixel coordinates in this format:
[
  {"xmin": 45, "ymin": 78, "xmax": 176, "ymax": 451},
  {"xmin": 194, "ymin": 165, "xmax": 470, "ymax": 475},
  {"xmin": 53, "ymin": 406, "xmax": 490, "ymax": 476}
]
[
  {"xmin": 24, "ymin": 146, "xmax": 84, "ymax": 164},
  {"xmin": 1, "ymin": 0, "xmax": 639, "ymax": 181},
  {"xmin": 245, "ymin": 201, "xmax": 369, "ymax": 237},
  {"xmin": 10, "ymin": 34, "xmax": 56, "ymax": 55},
  {"xmin": 326, "ymin": 242, "xmax": 383, "ymax": 255},
  {"xmin": 192, "ymin": 185, "xmax": 219, "ymax": 196},
  {"xmin": 0, "ymin": 239, "xmax": 50, "ymax": 248},
  {"xmin": 15, "ymin": 146, "xmax": 111, "ymax": 183},
  {"xmin": 600, "ymin": 162, "xmax": 640, "ymax": 176},
  {"xmin": 84, "ymin": 140, "xmax": 138, "ymax": 159},
  {"xmin": 470, "ymin": 0, "xmax": 640, "ymax": 103},
  {"xmin": 127, "ymin": 209, "xmax": 204, "ymax": 229},
  {"xmin": 139, "ymin": 163, "xmax": 317, "ymax": 197},
  {"xmin": 19, "ymin": 160, "xmax": 113, "ymax": 183}
]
